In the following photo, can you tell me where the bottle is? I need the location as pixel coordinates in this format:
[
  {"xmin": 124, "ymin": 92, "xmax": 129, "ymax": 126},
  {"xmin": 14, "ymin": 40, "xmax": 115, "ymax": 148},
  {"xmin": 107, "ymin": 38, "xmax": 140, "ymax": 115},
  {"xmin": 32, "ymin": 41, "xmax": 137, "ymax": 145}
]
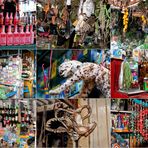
[
  {"xmin": 0, "ymin": 0, "xmax": 3, "ymax": 5},
  {"xmin": 0, "ymin": 25, "xmax": 6, "ymax": 46},
  {"xmin": 13, "ymin": 12, "xmax": 18, "ymax": 25},
  {"xmin": 25, "ymin": 25, "xmax": 30, "ymax": 44},
  {"xmin": 13, "ymin": 25, "xmax": 19, "ymax": 45},
  {"xmin": 0, "ymin": 12, "xmax": 3, "ymax": 25},
  {"xmin": 5, "ymin": 12, "xmax": 9, "ymax": 25},
  {"xmin": 19, "ymin": 26, "xmax": 25, "ymax": 45},
  {"xmin": 15, "ymin": 106, "xmax": 18, "ymax": 124},
  {"xmin": 6, "ymin": 25, "xmax": 13, "ymax": 45},
  {"xmin": 30, "ymin": 25, "xmax": 34, "ymax": 44},
  {"xmin": 9, "ymin": 13, "xmax": 13, "ymax": 25}
]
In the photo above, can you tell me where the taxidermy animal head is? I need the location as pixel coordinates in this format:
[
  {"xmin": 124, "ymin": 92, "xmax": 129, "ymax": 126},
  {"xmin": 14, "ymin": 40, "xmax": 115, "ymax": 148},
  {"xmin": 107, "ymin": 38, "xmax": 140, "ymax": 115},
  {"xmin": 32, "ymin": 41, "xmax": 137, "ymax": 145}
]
[{"xmin": 58, "ymin": 60, "xmax": 82, "ymax": 77}]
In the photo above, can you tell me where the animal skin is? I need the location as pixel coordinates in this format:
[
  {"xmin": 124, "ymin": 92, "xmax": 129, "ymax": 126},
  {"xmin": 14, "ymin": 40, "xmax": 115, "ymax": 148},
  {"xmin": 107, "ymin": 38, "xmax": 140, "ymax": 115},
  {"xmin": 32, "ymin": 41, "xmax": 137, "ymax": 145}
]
[{"xmin": 49, "ymin": 60, "xmax": 110, "ymax": 98}]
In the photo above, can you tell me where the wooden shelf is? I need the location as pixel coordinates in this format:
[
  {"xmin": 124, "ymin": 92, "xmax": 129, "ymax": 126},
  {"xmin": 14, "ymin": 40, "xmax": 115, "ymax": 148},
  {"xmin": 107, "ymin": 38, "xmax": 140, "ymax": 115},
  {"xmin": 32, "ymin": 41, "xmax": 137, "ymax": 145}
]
[
  {"xmin": 111, "ymin": 110, "xmax": 133, "ymax": 114},
  {"xmin": 113, "ymin": 129, "xmax": 133, "ymax": 133}
]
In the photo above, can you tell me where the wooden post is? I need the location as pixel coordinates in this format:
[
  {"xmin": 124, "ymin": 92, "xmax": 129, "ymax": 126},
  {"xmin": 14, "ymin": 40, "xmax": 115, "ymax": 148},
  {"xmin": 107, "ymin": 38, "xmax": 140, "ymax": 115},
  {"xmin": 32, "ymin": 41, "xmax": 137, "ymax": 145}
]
[{"xmin": 73, "ymin": 140, "xmax": 79, "ymax": 148}]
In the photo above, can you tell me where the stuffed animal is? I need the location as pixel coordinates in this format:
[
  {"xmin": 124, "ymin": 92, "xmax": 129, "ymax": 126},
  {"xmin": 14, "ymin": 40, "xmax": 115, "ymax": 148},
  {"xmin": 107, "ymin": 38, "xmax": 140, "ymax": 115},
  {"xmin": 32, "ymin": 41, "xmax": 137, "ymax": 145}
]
[{"xmin": 49, "ymin": 60, "xmax": 110, "ymax": 98}]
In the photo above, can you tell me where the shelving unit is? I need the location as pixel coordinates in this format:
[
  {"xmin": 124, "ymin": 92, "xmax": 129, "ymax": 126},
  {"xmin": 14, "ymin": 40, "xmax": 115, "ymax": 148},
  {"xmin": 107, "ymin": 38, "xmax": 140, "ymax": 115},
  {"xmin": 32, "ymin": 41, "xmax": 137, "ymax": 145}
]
[
  {"xmin": 111, "ymin": 110, "xmax": 133, "ymax": 114},
  {"xmin": 0, "ymin": 44, "xmax": 36, "ymax": 50}
]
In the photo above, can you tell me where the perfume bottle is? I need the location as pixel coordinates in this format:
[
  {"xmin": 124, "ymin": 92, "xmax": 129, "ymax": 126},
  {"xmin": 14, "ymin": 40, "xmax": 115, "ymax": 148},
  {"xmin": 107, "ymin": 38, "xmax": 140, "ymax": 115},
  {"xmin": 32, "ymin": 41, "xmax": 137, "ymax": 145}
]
[
  {"xmin": 6, "ymin": 25, "xmax": 13, "ymax": 45},
  {"xmin": 19, "ymin": 26, "xmax": 25, "ymax": 45},
  {"xmin": 0, "ymin": 25, "xmax": 6, "ymax": 46},
  {"xmin": 25, "ymin": 25, "xmax": 31, "ymax": 44},
  {"xmin": 13, "ymin": 25, "xmax": 19, "ymax": 45},
  {"xmin": 30, "ymin": 25, "xmax": 34, "ymax": 44},
  {"xmin": 5, "ymin": 12, "xmax": 9, "ymax": 25}
]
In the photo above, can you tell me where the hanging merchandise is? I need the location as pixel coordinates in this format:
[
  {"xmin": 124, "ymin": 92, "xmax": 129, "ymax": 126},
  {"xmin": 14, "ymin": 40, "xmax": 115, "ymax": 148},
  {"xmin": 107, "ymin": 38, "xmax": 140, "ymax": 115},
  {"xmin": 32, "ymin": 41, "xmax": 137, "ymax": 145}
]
[
  {"xmin": 111, "ymin": 99, "xmax": 148, "ymax": 148},
  {"xmin": 0, "ymin": 99, "xmax": 36, "ymax": 147},
  {"xmin": 130, "ymin": 99, "xmax": 148, "ymax": 145},
  {"xmin": 37, "ymin": 0, "xmax": 110, "ymax": 49}
]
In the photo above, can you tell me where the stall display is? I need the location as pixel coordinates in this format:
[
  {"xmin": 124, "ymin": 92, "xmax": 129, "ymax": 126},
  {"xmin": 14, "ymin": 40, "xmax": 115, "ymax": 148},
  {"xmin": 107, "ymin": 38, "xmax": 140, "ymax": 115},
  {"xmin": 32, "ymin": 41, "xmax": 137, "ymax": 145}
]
[
  {"xmin": 0, "ymin": 99, "xmax": 36, "ymax": 147},
  {"xmin": 22, "ymin": 51, "xmax": 36, "ymax": 98},
  {"xmin": 111, "ymin": 99, "xmax": 148, "ymax": 148},
  {"xmin": 110, "ymin": 0, "xmax": 148, "ymax": 98},
  {"xmin": 37, "ymin": 49, "xmax": 110, "ymax": 99},
  {"xmin": 0, "ymin": 0, "xmax": 36, "ymax": 47},
  {"xmin": 37, "ymin": 99, "xmax": 110, "ymax": 148},
  {"xmin": 0, "ymin": 50, "xmax": 36, "ymax": 99},
  {"xmin": 37, "ymin": 0, "xmax": 110, "ymax": 49},
  {"xmin": 0, "ymin": 55, "xmax": 23, "ymax": 99}
]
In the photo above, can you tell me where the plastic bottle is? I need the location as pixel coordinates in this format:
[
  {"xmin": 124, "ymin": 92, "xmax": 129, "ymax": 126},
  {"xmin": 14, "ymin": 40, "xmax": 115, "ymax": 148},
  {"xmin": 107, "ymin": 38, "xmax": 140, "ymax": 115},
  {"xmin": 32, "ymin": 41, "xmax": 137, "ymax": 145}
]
[
  {"xmin": 5, "ymin": 12, "xmax": 9, "ymax": 25},
  {"xmin": 9, "ymin": 12, "xmax": 13, "ymax": 25},
  {"xmin": 0, "ymin": 25, "xmax": 6, "ymax": 46},
  {"xmin": 13, "ymin": 25, "xmax": 19, "ymax": 45},
  {"xmin": 0, "ymin": 12, "xmax": 3, "ymax": 25},
  {"xmin": 30, "ymin": 25, "xmax": 34, "ymax": 44},
  {"xmin": 13, "ymin": 12, "xmax": 18, "ymax": 25},
  {"xmin": 25, "ymin": 25, "xmax": 30, "ymax": 44},
  {"xmin": 6, "ymin": 25, "xmax": 13, "ymax": 45},
  {"xmin": 19, "ymin": 26, "xmax": 25, "ymax": 45}
]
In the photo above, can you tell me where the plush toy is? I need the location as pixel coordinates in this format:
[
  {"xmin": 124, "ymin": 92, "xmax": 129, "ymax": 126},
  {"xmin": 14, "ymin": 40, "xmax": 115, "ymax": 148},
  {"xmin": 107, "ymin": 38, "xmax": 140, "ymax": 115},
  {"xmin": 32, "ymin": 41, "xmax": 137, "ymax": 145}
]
[{"xmin": 49, "ymin": 60, "xmax": 110, "ymax": 98}]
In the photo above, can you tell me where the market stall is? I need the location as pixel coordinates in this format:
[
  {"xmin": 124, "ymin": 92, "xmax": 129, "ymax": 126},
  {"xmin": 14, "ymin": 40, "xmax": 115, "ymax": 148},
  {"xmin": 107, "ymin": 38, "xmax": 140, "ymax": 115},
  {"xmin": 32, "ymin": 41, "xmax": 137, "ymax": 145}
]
[
  {"xmin": 111, "ymin": 99, "xmax": 148, "ymax": 148},
  {"xmin": 110, "ymin": 0, "xmax": 148, "ymax": 98},
  {"xmin": 37, "ymin": 0, "xmax": 110, "ymax": 49},
  {"xmin": 37, "ymin": 49, "xmax": 110, "ymax": 99},
  {"xmin": 0, "ymin": 0, "xmax": 36, "ymax": 49},
  {"xmin": 37, "ymin": 98, "xmax": 110, "ymax": 148},
  {"xmin": 0, "ymin": 99, "xmax": 36, "ymax": 147},
  {"xmin": 0, "ymin": 50, "xmax": 36, "ymax": 99}
]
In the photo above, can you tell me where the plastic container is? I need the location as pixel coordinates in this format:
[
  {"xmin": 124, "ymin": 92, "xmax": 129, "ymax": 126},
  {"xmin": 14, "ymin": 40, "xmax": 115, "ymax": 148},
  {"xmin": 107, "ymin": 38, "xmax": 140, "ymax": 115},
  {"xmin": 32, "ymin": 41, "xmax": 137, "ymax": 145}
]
[
  {"xmin": 13, "ymin": 25, "xmax": 19, "ymax": 45},
  {"xmin": 143, "ymin": 77, "xmax": 148, "ymax": 91},
  {"xmin": 6, "ymin": 25, "xmax": 13, "ymax": 45},
  {"xmin": 0, "ymin": 25, "xmax": 6, "ymax": 46}
]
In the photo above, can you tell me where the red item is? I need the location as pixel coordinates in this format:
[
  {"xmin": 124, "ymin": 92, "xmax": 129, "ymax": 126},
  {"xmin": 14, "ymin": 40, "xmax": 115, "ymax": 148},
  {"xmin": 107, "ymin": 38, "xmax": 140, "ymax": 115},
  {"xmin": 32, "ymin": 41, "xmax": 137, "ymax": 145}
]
[
  {"xmin": 5, "ymin": 12, "xmax": 9, "ymax": 25},
  {"xmin": 13, "ymin": 13, "xmax": 18, "ymax": 25},
  {"xmin": 111, "ymin": 58, "xmax": 128, "ymax": 98},
  {"xmin": 25, "ymin": 25, "xmax": 31, "ymax": 44},
  {"xmin": 6, "ymin": 25, "xmax": 13, "ymax": 45},
  {"xmin": 9, "ymin": 13, "xmax": 13, "ymax": 25},
  {"xmin": 0, "ymin": 25, "xmax": 6, "ymax": 46},
  {"xmin": 13, "ymin": 25, "xmax": 19, "ymax": 45},
  {"xmin": 30, "ymin": 25, "xmax": 34, "ymax": 44},
  {"xmin": 19, "ymin": 26, "xmax": 25, "ymax": 45}
]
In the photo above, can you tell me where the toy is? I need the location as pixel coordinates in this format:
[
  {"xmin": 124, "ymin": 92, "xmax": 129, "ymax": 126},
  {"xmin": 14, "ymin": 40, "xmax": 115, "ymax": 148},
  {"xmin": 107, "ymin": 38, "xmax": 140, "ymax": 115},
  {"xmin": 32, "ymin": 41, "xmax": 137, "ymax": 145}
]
[{"xmin": 49, "ymin": 60, "xmax": 110, "ymax": 98}]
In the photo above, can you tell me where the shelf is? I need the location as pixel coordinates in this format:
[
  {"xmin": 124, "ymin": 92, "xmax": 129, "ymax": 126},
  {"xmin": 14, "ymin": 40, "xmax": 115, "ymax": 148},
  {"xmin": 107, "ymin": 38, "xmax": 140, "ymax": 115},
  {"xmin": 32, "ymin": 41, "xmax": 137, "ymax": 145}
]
[
  {"xmin": 22, "ymin": 78, "xmax": 34, "ymax": 81},
  {"xmin": 0, "ymin": 44, "xmax": 36, "ymax": 50},
  {"xmin": 119, "ymin": 89, "xmax": 145, "ymax": 95},
  {"xmin": 111, "ymin": 110, "xmax": 133, "ymax": 114},
  {"xmin": 113, "ymin": 129, "xmax": 133, "ymax": 133}
]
